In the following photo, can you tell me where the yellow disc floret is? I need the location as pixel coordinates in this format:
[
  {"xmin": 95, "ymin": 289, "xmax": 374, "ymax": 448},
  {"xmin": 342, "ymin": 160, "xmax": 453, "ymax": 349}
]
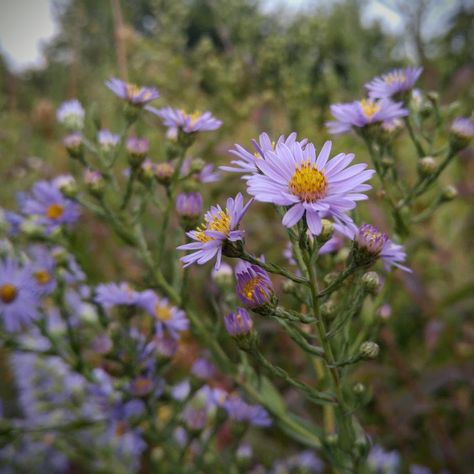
[
  {"xmin": 384, "ymin": 71, "xmax": 406, "ymax": 85},
  {"xmin": 243, "ymin": 276, "xmax": 266, "ymax": 302},
  {"xmin": 46, "ymin": 204, "xmax": 64, "ymax": 220},
  {"xmin": 0, "ymin": 284, "xmax": 17, "ymax": 304},
  {"xmin": 155, "ymin": 303, "xmax": 172, "ymax": 321},
  {"xmin": 289, "ymin": 160, "xmax": 327, "ymax": 203},
  {"xmin": 194, "ymin": 210, "xmax": 231, "ymax": 243},
  {"xmin": 359, "ymin": 99, "xmax": 381, "ymax": 119},
  {"xmin": 34, "ymin": 270, "xmax": 51, "ymax": 286}
]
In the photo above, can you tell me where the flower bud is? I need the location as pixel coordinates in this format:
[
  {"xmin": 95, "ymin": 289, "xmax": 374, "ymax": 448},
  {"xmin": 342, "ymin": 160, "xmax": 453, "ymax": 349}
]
[
  {"xmin": 352, "ymin": 224, "xmax": 388, "ymax": 267},
  {"xmin": 361, "ymin": 271, "xmax": 381, "ymax": 294},
  {"xmin": 84, "ymin": 169, "xmax": 105, "ymax": 198},
  {"xmin": 126, "ymin": 136, "xmax": 149, "ymax": 168},
  {"xmin": 224, "ymin": 308, "xmax": 256, "ymax": 351},
  {"xmin": 317, "ymin": 219, "xmax": 334, "ymax": 244},
  {"xmin": 189, "ymin": 158, "xmax": 206, "ymax": 174},
  {"xmin": 417, "ymin": 156, "xmax": 436, "ymax": 177},
  {"xmin": 97, "ymin": 129, "xmax": 119, "ymax": 152},
  {"xmin": 176, "ymin": 192, "xmax": 203, "ymax": 226},
  {"xmin": 426, "ymin": 91, "xmax": 439, "ymax": 105},
  {"xmin": 320, "ymin": 300, "xmax": 336, "ymax": 320},
  {"xmin": 138, "ymin": 159, "xmax": 157, "ymax": 184},
  {"xmin": 325, "ymin": 433, "xmax": 339, "ymax": 446},
  {"xmin": 56, "ymin": 99, "xmax": 85, "ymax": 130},
  {"xmin": 324, "ymin": 272, "xmax": 339, "ymax": 286},
  {"xmin": 352, "ymin": 382, "xmax": 366, "ymax": 395},
  {"xmin": 56, "ymin": 175, "xmax": 78, "ymax": 198},
  {"xmin": 450, "ymin": 117, "xmax": 474, "ymax": 151},
  {"xmin": 212, "ymin": 262, "xmax": 233, "ymax": 290},
  {"xmin": 359, "ymin": 341, "xmax": 380, "ymax": 360},
  {"xmin": 440, "ymin": 184, "xmax": 458, "ymax": 202},
  {"xmin": 63, "ymin": 132, "xmax": 83, "ymax": 158},
  {"xmin": 155, "ymin": 162, "xmax": 175, "ymax": 185}
]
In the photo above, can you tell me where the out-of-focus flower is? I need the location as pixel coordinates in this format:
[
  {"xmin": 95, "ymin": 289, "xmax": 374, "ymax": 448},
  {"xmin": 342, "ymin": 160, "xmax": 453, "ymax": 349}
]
[
  {"xmin": 84, "ymin": 169, "xmax": 105, "ymax": 197},
  {"xmin": 235, "ymin": 260, "xmax": 274, "ymax": 309},
  {"xmin": 224, "ymin": 308, "xmax": 253, "ymax": 336},
  {"xmin": 149, "ymin": 107, "xmax": 222, "ymax": 133},
  {"xmin": 4, "ymin": 211, "xmax": 23, "ymax": 236},
  {"xmin": 106, "ymin": 78, "xmax": 159, "ymax": 106},
  {"xmin": 155, "ymin": 162, "xmax": 175, "ymax": 185},
  {"xmin": 352, "ymin": 224, "xmax": 411, "ymax": 272},
  {"xmin": 63, "ymin": 132, "xmax": 83, "ymax": 157},
  {"xmin": 177, "ymin": 193, "xmax": 252, "ymax": 269},
  {"xmin": 175, "ymin": 192, "xmax": 203, "ymax": 219},
  {"xmin": 191, "ymin": 358, "xmax": 215, "ymax": 380},
  {"xmin": 95, "ymin": 282, "xmax": 140, "ymax": 308},
  {"xmin": 327, "ymin": 99, "xmax": 408, "ymax": 135},
  {"xmin": 367, "ymin": 445, "xmax": 400, "ymax": 474},
  {"xmin": 20, "ymin": 180, "xmax": 80, "ymax": 232},
  {"xmin": 272, "ymin": 450, "xmax": 324, "ymax": 473},
  {"xmin": 181, "ymin": 158, "xmax": 221, "ymax": 183},
  {"xmin": 410, "ymin": 464, "xmax": 432, "ymax": 474},
  {"xmin": 137, "ymin": 290, "xmax": 188, "ymax": 339},
  {"xmin": 126, "ymin": 136, "xmax": 149, "ymax": 167},
  {"xmin": 97, "ymin": 129, "xmax": 120, "ymax": 151},
  {"xmin": 247, "ymin": 140, "xmax": 373, "ymax": 235},
  {"xmin": 365, "ymin": 67, "xmax": 423, "ymax": 99},
  {"xmin": 450, "ymin": 117, "xmax": 474, "ymax": 149},
  {"xmin": 56, "ymin": 99, "xmax": 85, "ymax": 130},
  {"xmin": 223, "ymin": 395, "xmax": 272, "ymax": 427},
  {"xmin": 171, "ymin": 380, "xmax": 191, "ymax": 401},
  {"xmin": 28, "ymin": 246, "xmax": 56, "ymax": 295},
  {"xmin": 222, "ymin": 132, "xmax": 307, "ymax": 176},
  {"xmin": 0, "ymin": 259, "xmax": 39, "ymax": 332}
]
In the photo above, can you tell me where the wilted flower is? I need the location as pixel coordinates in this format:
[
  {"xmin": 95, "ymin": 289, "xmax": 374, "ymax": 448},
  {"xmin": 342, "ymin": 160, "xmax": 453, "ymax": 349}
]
[
  {"xmin": 149, "ymin": 107, "xmax": 222, "ymax": 133},
  {"xmin": 97, "ymin": 129, "xmax": 120, "ymax": 150},
  {"xmin": 235, "ymin": 260, "xmax": 274, "ymax": 309},
  {"xmin": 327, "ymin": 99, "xmax": 408, "ymax": 135},
  {"xmin": 177, "ymin": 193, "xmax": 252, "ymax": 269},
  {"xmin": 175, "ymin": 192, "xmax": 203, "ymax": 219},
  {"xmin": 56, "ymin": 99, "xmax": 85, "ymax": 130},
  {"xmin": 224, "ymin": 308, "xmax": 253, "ymax": 336},
  {"xmin": 222, "ymin": 132, "xmax": 306, "ymax": 176},
  {"xmin": 352, "ymin": 224, "xmax": 411, "ymax": 272},
  {"xmin": 106, "ymin": 78, "xmax": 159, "ymax": 106},
  {"xmin": 137, "ymin": 290, "xmax": 188, "ymax": 339},
  {"xmin": 20, "ymin": 180, "xmax": 80, "ymax": 232},
  {"xmin": 0, "ymin": 259, "xmax": 39, "ymax": 332},
  {"xmin": 365, "ymin": 67, "xmax": 423, "ymax": 99},
  {"xmin": 246, "ymin": 140, "xmax": 373, "ymax": 235},
  {"xmin": 95, "ymin": 282, "xmax": 139, "ymax": 308}
]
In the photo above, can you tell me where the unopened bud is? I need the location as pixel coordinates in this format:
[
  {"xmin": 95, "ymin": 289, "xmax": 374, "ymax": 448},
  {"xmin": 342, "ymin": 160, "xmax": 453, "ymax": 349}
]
[
  {"xmin": 282, "ymin": 279, "xmax": 296, "ymax": 294},
  {"xmin": 325, "ymin": 433, "xmax": 339, "ymax": 446},
  {"xmin": 418, "ymin": 156, "xmax": 436, "ymax": 176},
  {"xmin": 361, "ymin": 271, "xmax": 380, "ymax": 294},
  {"xmin": 427, "ymin": 91, "xmax": 439, "ymax": 104},
  {"xmin": 360, "ymin": 341, "xmax": 380, "ymax": 360},
  {"xmin": 324, "ymin": 272, "xmax": 339, "ymax": 286},
  {"xmin": 84, "ymin": 169, "xmax": 105, "ymax": 198},
  {"xmin": 440, "ymin": 184, "xmax": 458, "ymax": 201},
  {"xmin": 318, "ymin": 219, "xmax": 334, "ymax": 243},
  {"xmin": 126, "ymin": 136, "xmax": 149, "ymax": 168},
  {"xmin": 155, "ymin": 162, "xmax": 175, "ymax": 185},
  {"xmin": 63, "ymin": 132, "xmax": 83, "ymax": 158},
  {"xmin": 211, "ymin": 263, "xmax": 233, "ymax": 289},
  {"xmin": 320, "ymin": 300, "xmax": 336, "ymax": 319},
  {"xmin": 189, "ymin": 158, "xmax": 206, "ymax": 174},
  {"xmin": 353, "ymin": 382, "xmax": 366, "ymax": 395},
  {"xmin": 56, "ymin": 175, "xmax": 78, "ymax": 198}
]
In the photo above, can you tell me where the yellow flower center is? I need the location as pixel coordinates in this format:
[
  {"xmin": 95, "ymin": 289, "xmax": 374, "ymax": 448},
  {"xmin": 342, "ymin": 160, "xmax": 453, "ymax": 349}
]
[
  {"xmin": 289, "ymin": 160, "xmax": 327, "ymax": 202},
  {"xmin": 34, "ymin": 270, "xmax": 51, "ymax": 285},
  {"xmin": 243, "ymin": 276, "xmax": 266, "ymax": 302},
  {"xmin": 0, "ymin": 284, "xmax": 17, "ymax": 304},
  {"xmin": 360, "ymin": 99, "xmax": 381, "ymax": 119},
  {"xmin": 384, "ymin": 71, "xmax": 406, "ymax": 85},
  {"xmin": 155, "ymin": 303, "xmax": 172, "ymax": 321},
  {"xmin": 46, "ymin": 204, "xmax": 64, "ymax": 220},
  {"xmin": 194, "ymin": 210, "xmax": 231, "ymax": 243}
]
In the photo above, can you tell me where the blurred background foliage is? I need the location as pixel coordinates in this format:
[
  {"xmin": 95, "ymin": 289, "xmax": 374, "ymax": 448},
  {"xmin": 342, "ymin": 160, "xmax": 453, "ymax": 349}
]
[{"xmin": 0, "ymin": 0, "xmax": 473, "ymax": 470}]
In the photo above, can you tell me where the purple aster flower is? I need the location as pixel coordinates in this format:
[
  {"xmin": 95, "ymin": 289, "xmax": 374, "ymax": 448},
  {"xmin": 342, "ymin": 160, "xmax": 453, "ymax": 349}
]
[
  {"xmin": 199, "ymin": 163, "xmax": 221, "ymax": 183},
  {"xmin": 171, "ymin": 380, "xmax": 191, "ymax": 401},
  {"xmin": 126, "ymin": 136, "xmax": 149, "ymax": 157},
  {"xmin": 224, "ymin": 308, "xmax": 253, "ymax": 336},
  {"xmin": 365, "ymin": 67, "xmax": 423, "ymax": 99},
  {"xmin": 246, "ymin": 140, "xmax": 373, "ymax": 235},
  {"xmin": 367, "ymin": 445, "xmax": 400, "ymax": 473},
  {"xmin": 105, "ymin": 77, "xmax": 159, "ymax": 106},
  {"xmin": 326, "ymin": 99, "xmax": 408, "ymax": 135},
  {"xmin": 221, "ymin": 132, "xmax": 307, "ymax": 176},
  {"xmin": 191, "ymin": 358, "xmax": 215, "ymax": 380},
  {"xmin": 155, "ymin": 334, "xmax": 179, "ymax": 358},
  {"xmin": 235, "ymin": 260, "xmax": 274, "ymax": 308},
  {"xmin": 183, "ymin": 406, "xmax": 208, "ymax": 431},
  {"xmin": 56, "ymin": 99, "xmax": 85, "ymax": 129},
  {"xmin": 136, "ymin": 290, "xmax": 188, "ymax": 339},
  {"xmin": 177, "ymin": 193, "xmax": 252, "ymax": 269},
  {"xmin": 4, "ymin": 211, "xmax": 23, "ymax": 236},
  {"xmin": 0, "ymin": 259, "xmax": 39, "ymax": 332},
  {"xmin": 223, "ymin": 395, "xmax": 272, "ymax": 427},
  {"xmin": 21, "ymin": 179, "xmax": 80, "ymax": 231},
  {"xmin": 353, "ymin": 224, "xmax": 411, "ymax": 272},
  {"xmin": 176, "ymin": 192, "xmax": 203, "ymax": 219},
  {"xmin": 63, "ymin": 131, "xmax": 83, "ymax": 155},
  {"xmin": 450, "ymin": 117, "xmax": 474, "ymax": 148},
  {"xmin": 97, "ymin": 129, "xmax": 120, "ymax": 150},
  {"xmin": 28, "ymin": 246, "xmax": 56, "ymax": 295},
  {"xmin": 149, "ymin": 107, "xmax": 222, "ymax": 133},
  {"xmin": 95, "ymin": 282, "xmax": 139, "ymax": 308}
]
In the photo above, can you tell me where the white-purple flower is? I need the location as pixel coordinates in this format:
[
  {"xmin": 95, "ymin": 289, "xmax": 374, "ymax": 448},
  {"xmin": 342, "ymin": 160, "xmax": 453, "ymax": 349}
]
[
  {"xmin": 177, "ymin": 193, "xmax": 252, "ymax": 269},
  {"xmin": 97, "ymin": 129, "xmax": 120, "ymax": 150},
  {"xmin": 450, "ymin": 117, "xmax": 474, "ymax": 142},
  {"xmin": 365, "ymin": 67, "xmax": 423, "ymax": 99},
  {"xmin": 105, "ymin": 77, "xmax": 159, "ymax": 106},
  {"xmin": 149, "ymin": 107, "xmax": 222, "ymax": 133},
  {"xmin": 221, "ymin": 132, "xmax": 307, "ymax": 176},
  {"xmin": 56, "ymin": 99, "xmax": 85, "ymax": 129},
  {"xmin": 327, "ymin": 99, "xmax": 408, "ymax": 135},
  {"xmin": 246, "ymin": 140, "xmax": 374, "ymax": 235},
  {"xmin": 0, "ymin": 259, "xmax": 39, "ymax": 332},
  {"xmin": 20, "ymin": 180, "xmax": 80, "ymax": 232},
  {"xmin": 136, "ymin": 290, "xmax": 188, "ymax": 339}
]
